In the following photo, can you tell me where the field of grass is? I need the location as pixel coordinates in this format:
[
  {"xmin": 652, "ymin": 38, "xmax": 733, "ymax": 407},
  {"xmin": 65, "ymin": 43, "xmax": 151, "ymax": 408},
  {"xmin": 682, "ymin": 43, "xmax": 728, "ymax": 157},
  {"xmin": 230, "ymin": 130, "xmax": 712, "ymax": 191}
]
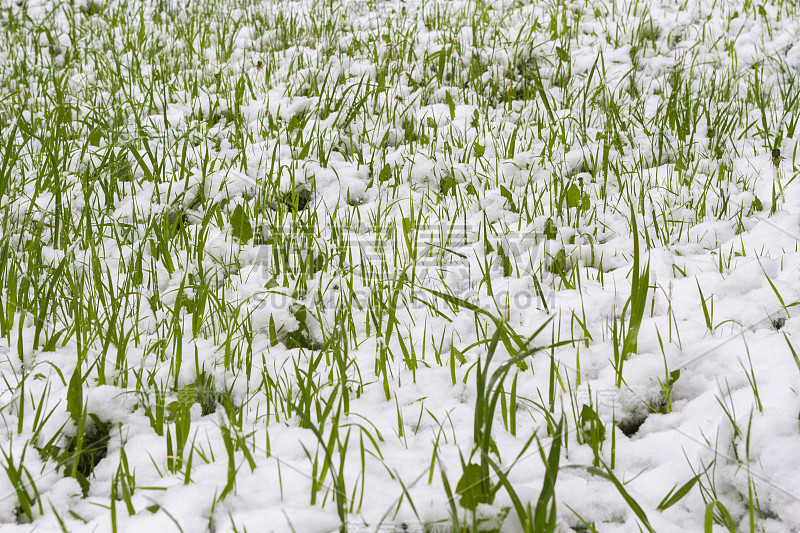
[{"xmin": 1, "ymin": 0, "xmax": 800, "ymax": 530}]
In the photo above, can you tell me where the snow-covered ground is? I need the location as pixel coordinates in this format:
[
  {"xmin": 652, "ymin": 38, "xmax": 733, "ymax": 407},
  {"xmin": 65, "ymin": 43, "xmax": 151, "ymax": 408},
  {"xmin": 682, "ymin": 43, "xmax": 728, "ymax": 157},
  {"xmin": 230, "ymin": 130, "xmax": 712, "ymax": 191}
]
[{"xmin": 1, "ymin": 0, "xmax": 799, "ymax": 530}]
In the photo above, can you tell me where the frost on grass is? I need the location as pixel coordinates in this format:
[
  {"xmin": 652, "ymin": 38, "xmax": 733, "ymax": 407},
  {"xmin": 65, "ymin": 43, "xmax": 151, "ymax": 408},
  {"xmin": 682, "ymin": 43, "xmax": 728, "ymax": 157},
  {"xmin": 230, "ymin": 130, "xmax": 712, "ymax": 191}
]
[{"xmin": 1, "ymin": 0, "xmax": 800, "ymax": 531}]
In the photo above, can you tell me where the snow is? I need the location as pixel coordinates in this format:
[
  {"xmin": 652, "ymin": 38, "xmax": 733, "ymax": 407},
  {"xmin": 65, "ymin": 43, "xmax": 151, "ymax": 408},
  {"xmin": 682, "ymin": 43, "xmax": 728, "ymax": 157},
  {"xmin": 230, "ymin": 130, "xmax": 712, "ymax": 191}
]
[{"xmin": 1, "ymin": 0, "xmax": 800, "ymax": 531}]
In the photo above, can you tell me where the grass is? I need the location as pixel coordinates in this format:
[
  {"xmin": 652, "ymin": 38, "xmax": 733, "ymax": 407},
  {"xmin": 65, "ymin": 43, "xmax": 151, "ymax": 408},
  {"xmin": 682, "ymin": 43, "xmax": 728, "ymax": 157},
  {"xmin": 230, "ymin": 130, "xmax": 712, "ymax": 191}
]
[{"xmin": 0, "ymin": 0, "xmax": 798, "ymax": 530}]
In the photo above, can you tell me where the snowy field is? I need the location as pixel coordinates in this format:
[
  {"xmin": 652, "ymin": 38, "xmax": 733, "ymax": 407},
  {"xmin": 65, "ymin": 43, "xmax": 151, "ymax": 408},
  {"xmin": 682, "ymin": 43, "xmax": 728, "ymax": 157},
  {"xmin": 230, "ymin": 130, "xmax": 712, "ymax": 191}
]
[{"xmin": 1, "ymin": 0, "xmax": 800, "ymax": 531}]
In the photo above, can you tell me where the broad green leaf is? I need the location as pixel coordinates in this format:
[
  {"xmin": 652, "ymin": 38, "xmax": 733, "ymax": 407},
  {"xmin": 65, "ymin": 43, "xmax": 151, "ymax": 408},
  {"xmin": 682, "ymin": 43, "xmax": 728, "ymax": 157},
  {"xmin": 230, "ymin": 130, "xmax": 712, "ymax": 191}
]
[
  {"xmin": 298, "ymin": 138, "xmax": 312, "ymax": 159},
  {"xmin": 176, "ymin": 384, "xmax": 197, "ymax": 406},
  {"xmin": 88, "ymin": 129, "xmax": 103, "ymax": 147},
  {"xmin": 580, "ymin": 404, "xmax": 606, "ymax": 444},
  {"xmin": 500, "ymin": 185, "xmax": 517, "ymax": 212},
  {"xmin": 166, "ymin": 385, "xmax": 197, "ymax": 422},
  {"xmin": 402, "ymin": 217, "xmax": 414, "ymax": 238},
  {"xmin": 445, "ymin": 91, "xmax": 456, "ymax": 120},
  {"xmin": 544, "ymin": 218, "xmax": 558, "ymax": 240},
  {"xmin": 231, "ymin": 205, "xmax": 253, "ymax": 242},
  {"xmin": 269, "ymin": 315, "xmax": 279, "ymax": 347},
  {"xmin": 440, "ymin": 176, "xmax": 457, "ymax": 195},
  {"xmin": 165, "ymin": 400, "xmax": 181, "ymax": 422},
  {"xmin": 379, "ymin": 163, "xmax": 392, "ymax": 182},
  {"xmin": 497, "ymin": 245, "xmax": 513, "ymax": 277},
  {"xmin": 549, "ymin": 249, "xmax": 567, "ymax": 274},
  {"xmin": 456, "ymin": 463, "xmax": 491, "ymax": 510},
  {"xmin": 566, "ymin": 184, "xmax": 581, "ymax": 208},
  {"xmin": 581, "ymin": 193, "xmax": 591, "ymax": 212},
  {"xmin": 66, "ymin": 365, "xmax": 83, "ymax": 423}
]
